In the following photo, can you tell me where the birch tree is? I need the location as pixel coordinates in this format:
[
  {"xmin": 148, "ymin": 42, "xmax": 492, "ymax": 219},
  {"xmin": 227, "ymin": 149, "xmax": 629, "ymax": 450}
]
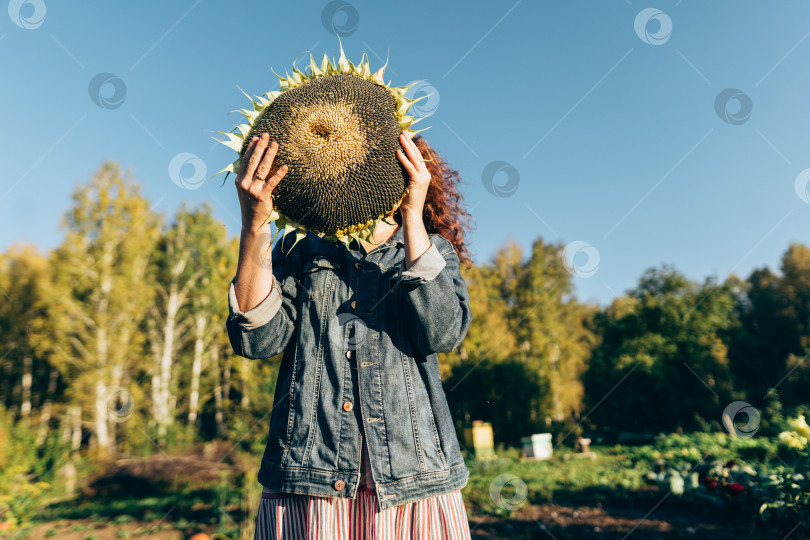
[
  {"xmin": 146, "ymin": 203, "xmax": 235, "ymax": 442},
  {"xmin": 187, "ymin": 208, "xmax": 236, "ymax": 429},
  {"xmin": 146, "ymin": 205, "xmax": 200, "ymax": 441},
  {"xmin": 49, "ymin": 161, "xmax": 161, "ymax": 456}
]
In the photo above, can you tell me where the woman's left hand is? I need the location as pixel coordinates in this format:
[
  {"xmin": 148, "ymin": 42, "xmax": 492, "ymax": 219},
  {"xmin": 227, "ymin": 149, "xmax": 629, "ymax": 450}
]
[{"xmin": 396, "ymin": 131, "xmax": 431, "ymax": 219}]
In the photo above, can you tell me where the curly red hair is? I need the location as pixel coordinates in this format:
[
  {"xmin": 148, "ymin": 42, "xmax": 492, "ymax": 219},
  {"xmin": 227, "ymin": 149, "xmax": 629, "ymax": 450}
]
[{"xmin": 393, "ymin": 135, "xmax": 475, "ymax": 268}]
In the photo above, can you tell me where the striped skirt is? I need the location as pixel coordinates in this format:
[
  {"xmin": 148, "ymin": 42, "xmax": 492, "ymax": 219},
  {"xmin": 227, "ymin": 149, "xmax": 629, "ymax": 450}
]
[
  {"xmin": 253, "ymin": 435, "xmax": 471, "ymax": 538},
  {"xmin": 253, "ymin": 486, "xmax": 472, "ymax": 540}
]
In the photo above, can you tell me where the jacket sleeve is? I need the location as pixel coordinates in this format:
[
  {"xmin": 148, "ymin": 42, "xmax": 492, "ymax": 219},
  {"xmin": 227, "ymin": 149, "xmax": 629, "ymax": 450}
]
[
  {"xmin": 389, "ymin": 235, "xmax": 473, "ymax": 355},
  {"xmin": 226, "ymin": 237, "xmax": 302, "ymax": 359}
]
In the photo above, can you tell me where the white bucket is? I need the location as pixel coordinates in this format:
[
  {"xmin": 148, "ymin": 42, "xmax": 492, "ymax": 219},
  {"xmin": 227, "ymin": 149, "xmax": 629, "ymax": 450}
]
[{"xmin": 521, "ymin": 433, "xmax": 553, "ymax": 460}]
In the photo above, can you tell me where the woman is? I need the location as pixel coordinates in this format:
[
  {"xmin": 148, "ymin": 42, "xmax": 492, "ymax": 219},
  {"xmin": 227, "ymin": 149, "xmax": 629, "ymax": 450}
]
[{"xmin": 226, "ymin": 130, "xmax": 475, "ymax": 539}]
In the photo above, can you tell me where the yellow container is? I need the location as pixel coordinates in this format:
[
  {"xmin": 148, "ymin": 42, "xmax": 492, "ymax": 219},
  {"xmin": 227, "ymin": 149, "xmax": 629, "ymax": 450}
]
[{"xmin": 464, "ymin": 421, "xmax": 494, "ymax": 460}]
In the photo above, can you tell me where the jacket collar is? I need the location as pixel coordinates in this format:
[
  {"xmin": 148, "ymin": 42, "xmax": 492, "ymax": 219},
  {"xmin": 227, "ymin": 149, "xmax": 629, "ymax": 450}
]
[{"xmin": 354, "ymin": 223, "xmax": 404, "ymax": 255}]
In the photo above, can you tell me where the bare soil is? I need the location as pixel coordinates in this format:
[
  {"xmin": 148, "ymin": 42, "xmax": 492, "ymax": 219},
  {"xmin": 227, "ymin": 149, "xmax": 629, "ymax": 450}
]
[{"xmin": 469, "ymin": 501, "xmax": 782, "ymax": 540}]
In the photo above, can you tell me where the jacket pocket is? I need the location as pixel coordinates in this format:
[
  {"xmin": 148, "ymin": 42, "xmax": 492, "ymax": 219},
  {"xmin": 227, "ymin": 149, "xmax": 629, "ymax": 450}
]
[{"xmin": 301, "ymin": 255, "xmax": 341, "ymax": 301}]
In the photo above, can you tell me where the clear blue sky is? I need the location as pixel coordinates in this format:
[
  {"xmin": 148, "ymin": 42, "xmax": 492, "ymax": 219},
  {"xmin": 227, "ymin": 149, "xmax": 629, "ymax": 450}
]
[{"xmin": 2, "ymin": 0, "xmax": 809, "ymax": 307}]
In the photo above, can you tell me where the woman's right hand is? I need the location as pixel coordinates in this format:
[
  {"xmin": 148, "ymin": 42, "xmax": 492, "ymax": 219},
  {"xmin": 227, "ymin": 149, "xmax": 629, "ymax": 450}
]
[{"xmin": 236, "ymin": 132, "xmax": 288, "ymax": 233}]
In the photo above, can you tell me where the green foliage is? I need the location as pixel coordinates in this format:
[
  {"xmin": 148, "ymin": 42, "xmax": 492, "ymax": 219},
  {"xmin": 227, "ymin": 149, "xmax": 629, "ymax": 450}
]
[
  {"xmin": 444, "ymin": 359, "xmax": 548, "ymax": 445},
  {"xmin": 625, "ymin": 428, "xmax": 810, "ymax": 538},
  {"xmin": 447, "ymin": 238, "xmax": 595, "ymax": 429},
  {"xmin": 727, "ymin": 244, "xmax": 810, "ymax": 408},
  {"xmin": 758, "ymin": 466, "xmax": 810, "ymax": 537},
  {"xmin": 756, "ymin": 390, "xmax": 790, "ymax": 437},
  {"xmin": 463, "ymin": 445, "xmax": 649, "ymax": 517},
  {"xmin": 49, "ymin": 161, "xmax": 163, "ymax": 458},
  {"xmin": 144, "ymin": 202, "xmax": 237, "ymax": 446},
  {"xmin": 583, "ymin": 264, "xmax": 739, "ymax": 435},
  {"xmin": 546, "ymin": 416, "xmax": 584, "ymax": 448},
  {"xmin": 462, "ymin": 430, "xmax": 809, "ymax": 538},
  {"xmin": 0, "ymin": 246, "xmax": 56, "ymax": 414},
  {"xmin": 760, "ymin": 413, "xmax": 810, "ymax": 532},
  {"xmin": 0, "ymin": 405, "xmax": 71, "ymax": 527},
  {"xmin": 223, "ymin": 359, "xmax": 280, "ymax": 456}
]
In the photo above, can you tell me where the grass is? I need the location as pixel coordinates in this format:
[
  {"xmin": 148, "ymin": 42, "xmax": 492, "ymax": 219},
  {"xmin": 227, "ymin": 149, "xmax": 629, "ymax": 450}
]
[{"xmin": 463, "ymin": 445, "xmax": 651, "ymax": 516}]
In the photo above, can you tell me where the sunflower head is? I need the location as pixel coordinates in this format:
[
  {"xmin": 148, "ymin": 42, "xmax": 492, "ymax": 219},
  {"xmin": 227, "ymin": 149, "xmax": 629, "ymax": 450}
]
[{"xmin": 209, "ymin": 40, "xmax": 432, "ymax": 253}]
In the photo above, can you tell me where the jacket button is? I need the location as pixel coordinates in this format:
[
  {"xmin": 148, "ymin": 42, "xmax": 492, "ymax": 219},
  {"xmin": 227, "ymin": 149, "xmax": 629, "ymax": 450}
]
[
  {"xmin": 346, "ymin": 350, "xmax": 353, "ymax": 359},
  {"xmin": 351, "ymin": 300, "xmax": 356, "ymax": 309},
  {"xmin": 334, "ymin": 479, "xmax": 345, "ymax": 491},
  {"xmin": 343, "ymin": 401, "xmax": 353, "ymax": 411},
  {"xmin": 354, "ymin": 262, "xmax": 359, "ymax": 269}
]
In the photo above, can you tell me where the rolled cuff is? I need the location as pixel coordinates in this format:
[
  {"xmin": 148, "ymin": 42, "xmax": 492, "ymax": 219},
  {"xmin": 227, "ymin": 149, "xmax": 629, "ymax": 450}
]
[
  {"xmin": 391, "ymin": 243, "xmax": 447, "ymax": 285},
  {"xmin": 228, "ymin": 276, "xmax": 283, "ymax": 331}
]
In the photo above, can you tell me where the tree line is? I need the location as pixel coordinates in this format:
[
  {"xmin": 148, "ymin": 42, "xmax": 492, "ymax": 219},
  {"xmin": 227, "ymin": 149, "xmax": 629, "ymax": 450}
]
[{"xmin": 1, "ymin": 161, "xmax": 809, "ymax": 469}]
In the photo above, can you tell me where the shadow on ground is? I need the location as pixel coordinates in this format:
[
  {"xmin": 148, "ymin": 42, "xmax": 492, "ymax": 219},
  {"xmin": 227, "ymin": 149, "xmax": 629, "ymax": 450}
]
[{"xmin": 468, "ymin": 486, "xmax": 787, "ymax": 540}]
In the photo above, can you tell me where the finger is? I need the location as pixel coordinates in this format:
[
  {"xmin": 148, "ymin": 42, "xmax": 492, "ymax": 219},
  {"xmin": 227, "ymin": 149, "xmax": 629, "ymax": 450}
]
[
  {"xmin": 237, "ymin": 137, "xmax": 259, "ymax": 180},
  {"xmin": 396, "ymin": 148, "xmax": 417, "ymax": 174},
  {"xmin": 404, "ymin": 133, "xmax": 423, "ymax": 161},
  {"xmin": 245, "ymin": 133, "xmax": 269, "ymax": 182},
  {"xmin": 401, "ymin": 131, "xmax": 417, "ymax": 147},
  {"xmin": 255, "ymin": 141, "xmax": 279, "ymax": 180},
  {"xmin": 399, "ymin": 133, "xmax": 423, "ymax": 167},
  {"xmin": 262, "ymin": 163, "xmax": 289, "ymax": 193},
  {"xmin": 402, "ymin": 144, "xmax": 426, "ymax": 174}
]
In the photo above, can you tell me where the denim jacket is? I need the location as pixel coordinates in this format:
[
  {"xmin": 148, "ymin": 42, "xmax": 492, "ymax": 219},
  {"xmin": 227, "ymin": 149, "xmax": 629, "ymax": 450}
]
[{"xmin": 225, "ymin": 225, "xmax": 473, "ymax": 510}]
